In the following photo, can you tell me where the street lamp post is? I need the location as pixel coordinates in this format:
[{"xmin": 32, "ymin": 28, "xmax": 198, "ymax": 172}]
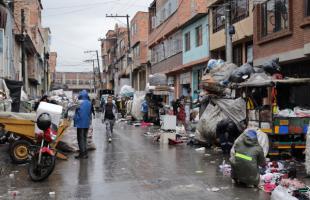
[
  {"xmin": 84, "ymin": 50, "xmax": 103, "ymax": 90},
  {"xmin": 84, "ymin": 59, "xmax": 97, "ymax": 94}
]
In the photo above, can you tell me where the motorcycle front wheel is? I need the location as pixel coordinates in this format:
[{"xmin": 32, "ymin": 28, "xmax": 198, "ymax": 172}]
[{"xmin": 28, "ymin": 153, "xmax": 56, "ymax": 182}]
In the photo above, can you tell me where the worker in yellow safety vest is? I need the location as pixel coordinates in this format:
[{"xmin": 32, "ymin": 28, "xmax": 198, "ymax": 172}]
[{"xmin": 230, "ymin": 129, "xmax": 266, "ymax": 187}]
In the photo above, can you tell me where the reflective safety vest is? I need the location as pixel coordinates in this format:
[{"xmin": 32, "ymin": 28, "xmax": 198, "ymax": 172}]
[{"xmin": 235, "ymin": 152, "xmax": 253, "ymax": 161}]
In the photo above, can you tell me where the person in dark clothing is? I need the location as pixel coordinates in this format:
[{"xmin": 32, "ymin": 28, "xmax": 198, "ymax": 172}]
[
  {"xmin": 74, "ymin": 90, "xmax": 92, "ymax": 159},
  {"xmin": 91, "ymin": 99, "xmax": 96, "ymax": 117},
  {"xmin": 102, "ymin": 95, "xmax": 118, "ymax": 143},
  {"xmin": 216, "ymin": 119, "xmax": 240, "ymax": 154}
]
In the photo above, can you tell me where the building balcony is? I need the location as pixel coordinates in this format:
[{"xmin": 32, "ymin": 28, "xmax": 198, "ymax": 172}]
[{"xmin": 151, "ymin": 52, "xmax": 182, "ymax": 74}]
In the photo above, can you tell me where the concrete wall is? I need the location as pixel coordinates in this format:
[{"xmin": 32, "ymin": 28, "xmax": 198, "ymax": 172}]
[{"xmin": 182, "ymin": 15, "xmax": 209, "ymax": 64}]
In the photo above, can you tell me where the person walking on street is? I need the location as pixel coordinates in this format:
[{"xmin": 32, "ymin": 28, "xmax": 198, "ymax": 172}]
[
  {"xmin": 74, "ymin": 90, "xmax": 92, "ymax": 159},
  {"xmin": 177, "ymin": 99, "xmax": 187, "ymax": 132},
  {"xmin": 141, "ymin": 98, "xmax": 149, "ymax": 122},
  {"xmin": 102, "ymin": 95, "xmax": 118, "ymax": 143}
]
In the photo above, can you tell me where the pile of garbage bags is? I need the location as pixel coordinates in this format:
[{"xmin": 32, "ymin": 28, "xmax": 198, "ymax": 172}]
[
  {"xmin": 120, "ymin": 85, "xmax": 135, "ymax": 97},
  {"xmin": 201, "ymin": 58, "xmax": 282, "ymax": 94},
  {"xmin": 195, "ymin": 98, "xmax": 246, "ymax": 143},
  {"xmin": 130, "ymin": 91, "xmax": 145, "ymax": 121}
]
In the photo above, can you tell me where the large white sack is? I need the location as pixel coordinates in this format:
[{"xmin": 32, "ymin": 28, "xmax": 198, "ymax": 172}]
[
  {"xmin": 271, "ymin": 186, "xmax": 297, "ymax": 200},
  {"xmin": 195, "ymin": 103, "xmax": 226, "ymax": 142},
  {"xmin": 120, "ymin": 85, "xmax": 134, "ymax": 97},
  {"xmin": 130, "ymin": 92, "xmax": 145, "ymax": 120}
]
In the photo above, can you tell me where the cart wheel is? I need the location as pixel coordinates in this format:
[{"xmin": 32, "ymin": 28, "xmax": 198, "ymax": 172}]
[{"xmin": 10, "ymin": 139, "xmax": 31, "ymax": 164}]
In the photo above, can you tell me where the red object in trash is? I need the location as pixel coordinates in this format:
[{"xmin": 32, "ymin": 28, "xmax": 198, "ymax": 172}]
[{"xmin": 168, "ymin": 138, "xmax": 183, "ymax": 145}]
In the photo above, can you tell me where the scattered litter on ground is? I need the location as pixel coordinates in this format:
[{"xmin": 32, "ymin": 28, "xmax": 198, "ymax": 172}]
[
  {"xmin": 195, "ymin": 147, "xmax": 206, "ymax": 152},
  {"xmin": 204, "ymin": 153, "xmax": 211, "ymax": 157},
  {"xmin": 213, "ymin": 147, "xmax": 223, "ymax": 152},
  {"xmin": 220, "ymin": 186, "xmax": 230, "ymax": 190},
  {"xmin": 211, "ymin": 187, "xmax": 220, "ymax": 192},
  {"xmin": 133, "ymin": 123, "xmax": 141, "ymax": 127},
  {"xmin": 210, "ymin": 161, "xmax": 216, "ymax": 164},
  {"xmin": 8, "ymin": 190, "xmax": 20, "ymax": 198},
  {"xmin": 9, "ymin": 174, "xmax": 14, "ymax": 179},
  {"xmin": 195, "ymin": 171, "xmax": 204, "ymax": 174},
  {"xmin": 49, "ymin": 191, "xmax": 56, "ymax": 197},
  {"xmin": 219, "ymin": 160, "xmax": 231, "ymax": 176}
]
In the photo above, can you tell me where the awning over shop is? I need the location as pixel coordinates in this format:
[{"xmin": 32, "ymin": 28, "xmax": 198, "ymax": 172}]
[{"xmin": 235, "ymin": 78, "xmax": 310, "ymax": 88}]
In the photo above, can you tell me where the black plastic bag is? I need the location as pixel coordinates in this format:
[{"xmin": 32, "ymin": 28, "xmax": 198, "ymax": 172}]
[
  {"xmin": 262, "ymin": 58, "xmax": 281, "ymax": 75},
  {"xmin": 229, "ymin": 62, "xmax": 255, "ymax": 83}
]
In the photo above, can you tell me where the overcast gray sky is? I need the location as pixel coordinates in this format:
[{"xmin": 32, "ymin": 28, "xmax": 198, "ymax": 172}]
[{"xmin": 42, "ymin": 0, "xmax": 152, "ymax": 72}]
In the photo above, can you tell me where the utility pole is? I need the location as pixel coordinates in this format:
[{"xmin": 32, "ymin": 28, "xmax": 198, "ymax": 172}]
[
  {"xmin": 21, "ymin": 9, "xmax": 26, "ymax": 90},
  {"xmin": 106, "ymin": 14, "xmax": 132, "ymax": 86},
  {"xmin": 84, "ymin": 50, "xmax": 103, "ymax": 89},
  {"xmin": 84, "ymin": 59, "xmax": 97, "ymax": 94},
  {"xmin": 225, "ymin": 0, "xmax": 233, "ymax": 63}
]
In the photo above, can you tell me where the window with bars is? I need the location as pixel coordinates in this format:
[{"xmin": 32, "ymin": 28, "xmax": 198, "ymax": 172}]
[
  {"xmin": 133, "ymin": 44, "xmax": 140, "ymax": 58},
  {"xmin": 150, "ymin": 31, "xmax": 182, "ymax": 64},
  {"xmin": 195, "ymin": 25, "xmax": 203, "ymax": 47},
  {"xmin": 306, "ymin": 0, "xmax": 310, "ymax": 16},
  {"xmin": 233, "ymin": 44, "xmax": 243, "ymax": 67},
  {"xmin": 185, "ymin": 32, "xmax": 191, "ymax": 51},
  {"xmin": 261, "ymin": 0, "xmax": 289, "ymax": 37},
  {"xmin": 212, "ymin": 5, "xmax": 225, "ymax": 33},
  {"xmin": 231, "ymin": 0, "xmax": 249, "ymax": 23}
]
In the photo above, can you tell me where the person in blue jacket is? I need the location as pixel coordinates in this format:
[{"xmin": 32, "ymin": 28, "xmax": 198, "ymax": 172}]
[{"xmin": 74, "ymin": 90, "xmax": 92, "ymax": 159}]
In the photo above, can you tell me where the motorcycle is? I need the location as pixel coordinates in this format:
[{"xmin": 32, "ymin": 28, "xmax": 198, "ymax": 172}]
[{"xmin": 28, "ymin": 113, "xmax": 57, "ymax": 182}]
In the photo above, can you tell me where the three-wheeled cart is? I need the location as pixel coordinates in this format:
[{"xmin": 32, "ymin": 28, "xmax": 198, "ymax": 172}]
[
  {"xmin": 236, "ymin": 78, "xmax": 310, "ymax": 157},
  {"xmin": 0, "ymin": 112, "xmax": 71, "ymax": 163}
]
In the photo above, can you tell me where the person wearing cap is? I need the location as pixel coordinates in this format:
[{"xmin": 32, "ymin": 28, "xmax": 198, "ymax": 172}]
[{"xmin": 230, "ymin": 129, "xmax": 266, "ymax": 187}]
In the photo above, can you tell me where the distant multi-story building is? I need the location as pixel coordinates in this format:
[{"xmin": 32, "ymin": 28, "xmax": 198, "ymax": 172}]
[
  {"xmin": 54, "ymin": 72, "xmax": 94, "ymax": 95},
  {"xmin": 130, "ymin": 11, "xmax": 150, "ymax": 91},
  {"xmin": 49, "ymin": 52, "xmax": 57, "ymax": 83},
  {"xmin": 101, "ymin": 30, "xmax": 117, "ymax": 90},
  {"xmin": 101, "ymin": 24, "xmax": 130, "ymax": 94}
]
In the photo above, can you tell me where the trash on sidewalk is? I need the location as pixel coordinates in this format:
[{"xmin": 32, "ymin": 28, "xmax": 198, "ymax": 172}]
[
  {"xmin": 211, "ymin": 187, "xmax": 220, "ymax": 192},
  {"xmin": 49, "ymin": 191, "xmax": 56, "ymax": 197},
  {"xmin": 168, "ymin": 138, "xmax": 183, "ymax": 145},
  {"xmin": 195, "ymin": 147, "xmax": 206, "ymax": 152},
  {"xmin": 8, "ymin": 190, "xmax": 20, "ymax": 198},
  {"xmin": 219, "ymin": 160, "xmax": 231, "ymax": 176}
]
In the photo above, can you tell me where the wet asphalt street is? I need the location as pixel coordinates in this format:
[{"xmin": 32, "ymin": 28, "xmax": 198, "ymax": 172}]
[{"xmin": 0, "ymin": 118, "xmax": 271, "ymax": 200}]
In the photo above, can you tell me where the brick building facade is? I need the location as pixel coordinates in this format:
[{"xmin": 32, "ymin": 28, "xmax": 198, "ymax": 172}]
[
  {"xmin": 49, "ymin": 52, "xmax": 57, "ymax": 82},
  {"xmin": 101, "ymin": 24, "xmax": 131, "ymax": 94},
  {"xmin": 131, "ymin": 11, "xmax": 149, "ymax": 91},
  {"xmin": 54, "ymin": 72, "xmax": 94, "ymax": 94},
  {"xmin": 253, "ymin": 0, "xmax": 310, "ymax": 73}
]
